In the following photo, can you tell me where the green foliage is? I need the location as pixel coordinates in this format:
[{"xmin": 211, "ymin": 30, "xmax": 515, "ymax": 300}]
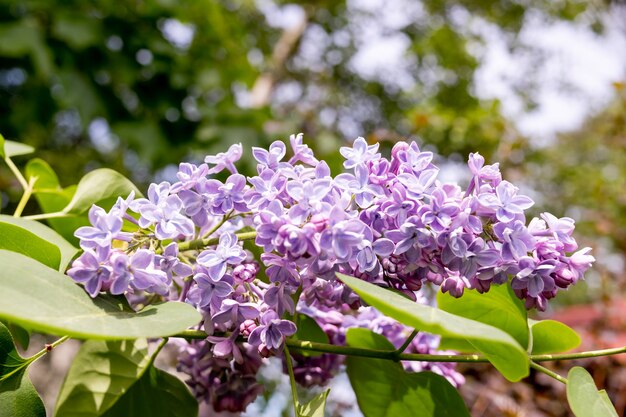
[
  {"xmin": 55, "ymin": 339, "xmax": 152, "ymax": 416},
  {"xmin": 0, "ymin": 250, "xmax": 201, "ymax": 339},
  {"xmin": 0, "ymin": 220, "xmax": 62, "ymax": 269},
  {"xmin": 529, "ymin": 319, "xmax": 580, "ymax": 355},
  {"xmin": 297, "ymin": 389, "xmax": 330, "ymax": 417},
  {"xmin": 0, "ymin": 133, "xmax": 4, "ymax": 158},
  {"xmin": 0, "ymin": 322, "xmax": 45, "ymax": 417},
  {"xmin": 346, "ymin": 328, "xmax": 470, "ymax": 417},
  {"xmin": 437, "ymin": 284, "xmax": 529, "ymax": 350},
  {"xmin": 0, "ymin": 214, "xmax": 78, "ymax": 272},
  {"xmin": 101, "ymin": 365, "xmax": 198, "ymax": 417},
  {"xmin": 62, "ymin": 168, "xmax": 142, "ymax": 214},
  {"xmin": 293, "ymin": 314, "xmax": 329, "ymax": 357},
  {"xmin": 338, "ymin": 273, "xmax": 528, "ymax": 381},
  {"xmin": 567, "ymin": 366, "xmax": 618, "ymax": 417}
]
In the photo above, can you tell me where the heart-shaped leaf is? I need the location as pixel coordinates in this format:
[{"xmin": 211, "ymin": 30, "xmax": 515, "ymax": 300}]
[
  {"xmin": 529, "ymin": 319, "xmax": 580, "ymax": 354},
  {"xmin": 3, "ymin": 140, "xmax": 35, "ymax": 158},
  {"xmin": 567, "ymin": 366, "xmax": 618, "ymax": 417},
  {"xmin": 0, "ymin": 221, "xmax": 62, "ymax": 269},
  {"xmin": 62, "ymin": 169, "xmax": 141, "ymax": 215}
]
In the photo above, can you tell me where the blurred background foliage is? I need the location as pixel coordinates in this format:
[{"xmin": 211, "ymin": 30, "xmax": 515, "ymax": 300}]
[{"xmin": 0, "ymin": 0, "xmax": 614, "ymax": 185}]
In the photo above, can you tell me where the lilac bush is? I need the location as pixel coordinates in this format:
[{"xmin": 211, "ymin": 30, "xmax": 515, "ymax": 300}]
[{"xmin": 66, "ymin": 135, "xmax": 594, "ymax": 412}]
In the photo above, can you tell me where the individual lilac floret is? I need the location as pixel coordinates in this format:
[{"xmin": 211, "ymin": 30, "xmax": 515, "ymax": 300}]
[
  {"xmin": 289, "ymin": 133, "xmax": 318, "ymax": 166},
  {"xmin": 477, "ymin": 181, "xmax": 534, "ymax": 223},
  {"xmin": 205, "ymin": 143, "xmax": 242, "ymax": 174},
  {"xmin": 130, "ymin": 182, "xmax": 195, "ymax": 239},
  {"xmin": 248, "ymin": 310, "xmax": 297, "ymax": 351},
  {"xmin": 197, "ymin": 233, "xmax": 247, "ymax": 280},
  {"xmin": 110, "ymin": 249, "xmax": 169, "ymax": 295},
  {"xmin": 339, "ymin": 137, "xmax": 381, "ymax": 169},
  {"xmin": 75, "ymin": 205, "xmax": 124, "ymax": 249},
  {"xmin": 186, "ymin": 272, "xmax": 233, "ymax": 309},
  {"xmin": 67, "ymin": 247, "xmax": 111, "ymax": 297},
  {"xmin": 156, "ymin": 242, "xmax": 193, "ymax": 283},
  {"xmin": 252, "ymin": 141, "xmax": 286, "ymax": 170},
  {"xmin": 335, "ymin": 164, "xmax": 384, "ymax": 208},
  {"xmin": 204, "ymin": 174, "xmax": 248, "ymax": 215},
  {"xmin": 212, "ymin": 299, "xmax": 259, "ymax": 326}
]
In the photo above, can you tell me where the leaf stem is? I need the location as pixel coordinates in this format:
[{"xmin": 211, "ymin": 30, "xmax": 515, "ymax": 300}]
[
  {"xmin": 13, "ymin": 176, "xmax": 36, "ymax": 217},
  {"xmin": 4, "ymin": 156, "xmax": 28, "ymax": 190},
  {"xmin": 284, "ymin": 344, "xmax": 300, "ymax": 415},
  {"xmin": 530, "ymin": 361, "xmax": 568, "ymax": 384},
  {"xmin": 22, "ymin": 211, "xmax": 74, "ymax": 220},
  {"xmin": 147, "ymin": 337, "xmax": 169, "ymax": 368},
  {"xmin": 0, "ymin": 335, "xmax": 70, "ymax": 382},
  {"xmin": 395, "ymin": 329, "xmax": 419, "ymax": 356}
]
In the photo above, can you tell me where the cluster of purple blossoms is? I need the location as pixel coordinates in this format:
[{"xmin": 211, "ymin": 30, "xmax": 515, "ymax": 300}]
[{"xmin": 66, "ymin": 134, "xmax": 593, "ymax": 412}]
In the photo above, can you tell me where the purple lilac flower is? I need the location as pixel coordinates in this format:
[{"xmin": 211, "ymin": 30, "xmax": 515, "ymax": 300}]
[
  {"xmin": 67, "ymin": 247, "xmax": 111, "ymax": 297},
  {"xmin": 205, "ymin": 143, "xmax": 243, "ymax": 174},
  {"xmin": 252, "ymin": 141, "xmax": 286, "ymax": 170},
  {"xmin": 197, "ymin": 232, "xmax": 247, "ymax": 280},
  {"xmin": 130, "ymin": 182, "xmax": 195, "ymax": 239},
  {"xmin": 186, "ymin": 272, "xmax": 233, "ymax": 309},
  {"xmin": 248, "ymin": 310, "xmax": 297, "ymax": 350},
  {"xmin": 110, "ymin": 249, "xmax": 169, "ymax": 295},
  {"xmin": 289, "ymin": 133, "xmax": 319, "ymax": 166},
  {"xmin": 156, "ymin": 242, "xmax": 193, "ymax": 283},
  {"xmin": 203, "ymin": 174, "xmax": 248, "ymax": 215},
  {"xmin": 335, "ymin": 164, "xmax": 384, "ymax": 208},
  {"xmin": 75, "ymin": 205, "xmax": 123, "ymax": 249},
  {"xmin": 339, "ymin": 137, "xmax": 381, "ymax": 169},
  {"xmin": 477, "ymin": 181, "xmax": 534, "ymax": 222},
  {"xmin": 212, "ymin": 299, "xmax": 259, "ymax": 326}
]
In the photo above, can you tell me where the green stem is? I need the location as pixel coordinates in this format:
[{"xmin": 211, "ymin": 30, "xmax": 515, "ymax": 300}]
[
  {"xmin": 4, "ymin": 157, "xmax": 28, "ymax": 190},
  {"xmin": 176, "ymin": 231, "xmax": 257, "ymax": 252},
  {"xmin": 147, "ymin": 338, "xmax": 169, "ymax": 368},
  {"xmin": 530, "ymin": 361, "xmax": 568, "ymax": 384},
  {"xmin": 170, "ymin": 330, "xmax": 626, "ymax": 365},
  {"xmin": 22, "ymin": 211, "xmax": 73, "ymax": 220},
  {"xmin": 0, "ymin": 335, "xmax": 70, "ymax": 382},
  {"xmin": 284, "ymin": 345, "xmax": 300, "ymax": 415},
  {"xmin": 13, "ymin": 176, "xmax": 36, "ymax": 217},
  {"xmin": 395, "ymin": 329, "xmax": 419, "ymax": 356}
]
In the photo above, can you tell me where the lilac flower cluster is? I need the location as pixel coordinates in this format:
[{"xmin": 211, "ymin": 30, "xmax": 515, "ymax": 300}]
[{"xmin": 66, "ymin": 135, "xmax": 593, "ymax": 412}]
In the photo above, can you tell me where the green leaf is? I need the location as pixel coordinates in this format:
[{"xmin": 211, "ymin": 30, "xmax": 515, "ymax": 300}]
[
  {"xmin": 0, "ymin": 215, "xmax": 79, "ymax": 271},
  {"xmin": 0, "ymin": 221, "xmax": 61, "ymax": 269},
  {"xmin": 297, "ymin": 389, "xmax": 330, "ymax": 417},
  {"xmin": 338, "ymin": 273, "xmax": 529, "ymax": 381},
  {"xmin": 293, "ymin": 314, "xmax": 329, "ymax": 357},
  {"xmin": 0, "ymin": 250, "xmax": 202, "ymax": 339},
  {"xmin": 4, "ymin": 140, "xmax": 35, "ymax": 158},
  {"xmin": 437, "ymin": 284, "xmax": 529, "ymax": 350},
  {"xmin": 101, "ymin": 365, "xmax": 198, "ymax": 417},
  {"xmin": 567, "ymin": 366, "xmax": 618, "ymax": 417},
  {"xmin": 0, "ymin": 133, "xmax": 5, "ymax": 158},
  {"xmin": 62, "ymin": 168, "xmax": 142, "ymax": 215},
  {"xmin": 0, "ymin": 322, "xmax": 46, "ymax": 417},
  {"xmin": 26, "ymin": 158, "xmax": 60, "ymax": 191},
  {"xmin": 529, "ymin": 319, "xmax": 581, "ymax": 354},
  {"xmin": 0, "ymin": 321, "xmax": 31, "ymax": 351},
  {"xmin": 346, "ymin": 328, "xmax": 470, "ymax": 417},
  {"xmin": 55, "ymin": 339, "xmax": 151, "ymax": 416}
]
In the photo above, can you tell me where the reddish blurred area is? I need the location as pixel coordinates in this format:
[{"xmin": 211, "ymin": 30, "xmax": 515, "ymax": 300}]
[{"xmin": 460, "ymin": 298, "xmax": 626, "ymax": 416}]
